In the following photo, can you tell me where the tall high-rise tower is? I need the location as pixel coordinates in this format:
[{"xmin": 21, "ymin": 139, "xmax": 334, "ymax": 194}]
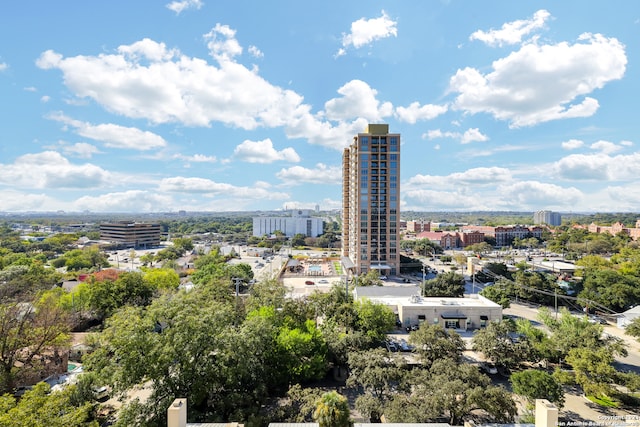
[{"xmin": 342, "ymin": 124, "xmax": 400, "ymax": 276}]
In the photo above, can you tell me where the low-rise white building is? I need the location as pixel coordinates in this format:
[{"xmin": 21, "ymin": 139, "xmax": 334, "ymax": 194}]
[{"xmin": 354, "ymin": 285, "xmax": 502, "ymax": 331}]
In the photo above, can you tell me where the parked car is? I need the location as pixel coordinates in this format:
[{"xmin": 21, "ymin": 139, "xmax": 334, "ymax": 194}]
[
  {"xmin": 380, "ymin": 275, "xmax": 388, "ymax": 280},
  {"xmin": 405, "ymin": 324, "xmax": 420, "ymax": 332},
  {"xmin": 479, "ymin": 362, "xmax": 498, "ymax": 375},
  {"xmin": 318, "ymin": 279, "xmax": 329, "ymax": 284},
  {"xmin": 397, "ymin": 339, "xmax": 415, "ymax": 352},
  {"xmin": 93, "ymin": 386, "xmax": 109, "ymax": 401},
  {"xmin": 385, "ymin": 340, "xmax": 398, "ymax": 352},
  {"xmin": 305, "ymin": 280, "xmax": 315, "ymax": 285}
]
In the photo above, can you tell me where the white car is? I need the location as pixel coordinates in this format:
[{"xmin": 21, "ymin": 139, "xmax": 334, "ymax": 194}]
[
  {"xmin": 318, "ymin": 279, "xmax": 329, "ymax": 284},
  {"xmin": 380, "ymin": 275, "xmax": 388, "ymax": 280},
  {"xmin": 480, "ymin": 362, "xmax": 498, "ymax": 375}
]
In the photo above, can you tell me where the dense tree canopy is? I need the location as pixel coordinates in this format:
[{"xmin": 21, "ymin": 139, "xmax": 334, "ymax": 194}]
[
  {"xmin": 510, "ymin": 369, "xmax": 564, "ymax": 408},
  {"xmin": 0, "ymin": 296, "xmax": 71, "ymax": 394},
  {"xmin": 423, "ymin": 271, "xmax": 465, "ymax": 297}
]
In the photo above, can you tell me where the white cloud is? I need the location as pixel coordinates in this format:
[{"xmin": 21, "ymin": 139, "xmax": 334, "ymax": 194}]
[
  {"xmin": 461, "ymin": 128, "xmax": 489, "ymax": 144},
  {"xmin": 424, "ymin": 128, "xmax": 488, "ymax": 144},
  {"xmin": 40, "ymin": 95, "xmax": 50, "ymax": 103},
  {"xmin": 337, "ymin": 10, "xmax": 397, "ymax": 56},
  {"xmin": 324, "ymin": 80, "xmax": 393, "ymax": 122},
  {"xmin": 553, "ymin": 152, "xmax": 640, "ymax": 181},
  {"xmin": 74, "ymin": 190, "xmax": 175, "ymax": 212},
  {"xmin": 621, "ymin": 140, "xmax": 634, "ymax": 147},
  {"xmin": 0, "ymin": 151, "xmax": 110, "ymax": 189},
  {"xmin": 0, "ymin": 62, "xmax": 7, "ymax": 71},
  {"xmin": 590, "ymin": 140, "xmax": 622, "ymax": 154},
  {"xmin": 173, "ymin": 153, "xmax": 217, "ymax": 163},
  {"xmin": 48, "ymin": 113, "xmax": 167, "ymax": 150},
  {"xmin": 204, "ymin": 24, "xmax": 243, "ymax": 61},
  {"xmin": 470, "ymin": 9, "xmax": 551, "ymax": 47},
  {"xmin": 449, "ymin": 33, "xmax": 626, "ymax": 127},
  {"xmin": 37, "ymin": 32, "xmax": 312, "ymax": 132},
  {"xmin": 561, "ymin": 139, "xmax": 584, "ymax": 150},
  {"xmin": 0, "ymin": 190, "xmax": 61, "ymax": 211},
  {"xmin": 498, "ymin": 180, "xmax": 583, "ymax": 207},
  {"xmin": 276, "ymin": 164, "xmax": 342, "ymax": 185},
  {"xmin": 406, "ymin": 167, "xmax": 512, "ymax": 188},
  {"xmin": 395, "ymin": 102, "xmax": 448, "ymax": 124},
  {"xmin": 61, "ymin": 142, "xmax": 101, "ymax": 159},
  {"xmin": 159, "ymin": 176, "xmax": 289, "ymax": 200},
  {"xmin": 248, "ymin": 45, "xmax": 263, "ymax": 58},
  {"xmin": 233, "ymin": 138, "xmax": 300, "ymax": 163},
  {"xmin": 166, "ymin": 0, "xmax": 203, "ymax": 15}
]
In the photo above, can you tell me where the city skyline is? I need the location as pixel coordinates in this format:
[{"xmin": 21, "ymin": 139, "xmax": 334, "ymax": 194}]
[{"xmin": 1, "ymin": 2, "xmax": 639, "ymax": 213}]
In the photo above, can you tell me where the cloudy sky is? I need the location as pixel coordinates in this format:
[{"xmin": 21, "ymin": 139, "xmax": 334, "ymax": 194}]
[{"xmin": 1, "ymin": 1, "xmax": 638, "ymax": 213}]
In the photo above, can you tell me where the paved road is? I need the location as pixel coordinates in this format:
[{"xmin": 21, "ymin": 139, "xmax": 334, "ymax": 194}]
[{"xmin": 504, "ymin": 302, "xmax": 640, "ymax": 422}]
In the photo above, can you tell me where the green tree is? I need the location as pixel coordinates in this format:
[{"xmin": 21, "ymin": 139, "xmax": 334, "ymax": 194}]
[
  {"xmin": 277, "ymin": 319, "xmax": 328, "ymax": 383},
  {"xmin": 87, "ymin": 271, "xmax": 155, "ymax": 318},
  {"xmin": 510, "ymin": 369, "xmax": 565, "ymax": 408},
  {"xmin": 353, "ymin": 299, "xmax": 396, "ymax": 340},
  {"xmin": 423, "ymin": 271, "xmax": 465, "ymax": 297},
  {"xmin": 0, "ymin": 382, "xmax": 98, "ymax": 427},
  {"xmin": 537, "ymin": 307, "xmax": 619, "ymax": 362},
  {"xmin": 480, "ymin": 281, "xmax": 512, "ymax": 308},
  {"xmin": 357, "ymin": 270, "xmax": 383, "ymax": 287},
  {"xmin": 385, "ymin": 359, "xmax": 516, "ymax": 425},
  {"xmin": 565, "ymin": 346, "xmax": 619, "ymax": 398},
  {"xmin": 291, "ymin": 234, "xmax": 306, "ymax": 247},
  {"xmin": 346, "ymin": 349, "xmax": 405, "ymax": 422},
  {"xmin": 409, "ymin": 323, "xmax": 465, "ymax": 368},
  {"xmin": 471, "ymin": 320, "xmax": 533, "ymax": 368},
  {"xmin": 172, "ymin": 237, "xmax": 194, "ymax": 253},
  {"xmin": 313, "ymin": 391, "xmax": 352, "ymax": 427},
  {"xmin": 83, "ymin": 285, "xmax": 288, "ymax": 424},
  {"xmin": 625, "ymin": 317, "xmax": 640, "ymax": 340},
  {"xmin": 143, "ymin": 268, "xmax": 180, "ymax": 290},
  {"xmin": 0, "ymin": 297, "xmax": 71, "ymax": 393}
]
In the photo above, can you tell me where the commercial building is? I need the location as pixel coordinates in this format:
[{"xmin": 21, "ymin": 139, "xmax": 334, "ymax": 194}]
[
  {"xmin": 353, "ymin": 286, "xmax": 502, "ymax": 331},
  {"xmin": 342, "ymin": 124, "xmax": 400, "ymax": 276},
  {"xmin": 99, "ymin": 221, "xmax": 161, "ymax": 248},
  {"xmin": 252, "ymin": 210, "xmax": 323, "ymax": 238},
  {"xmin": 534, "ymin": 210, "xmax": 561, "ymax": 226}
]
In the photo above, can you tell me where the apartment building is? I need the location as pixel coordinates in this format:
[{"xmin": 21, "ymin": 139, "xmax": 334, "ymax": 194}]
[
  {"xmin": 534, "ymin": 210, "xmax": 562, "ymax": 226},
  {"xmin": 342, "ymin": 124, "xmax": 400, "ymax": 276},
  {"xmin": 406, "ymin": 219, "xmax": 430, "ymax": 233},
  {"xmin": 252, "ymin": 210, "xmax": 323, "ymax": 238}
]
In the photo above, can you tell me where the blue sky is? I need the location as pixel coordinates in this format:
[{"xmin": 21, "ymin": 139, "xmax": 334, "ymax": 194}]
[{"xmin": 1, "ymin": 1, "xmax": 639, "ymax": 213}]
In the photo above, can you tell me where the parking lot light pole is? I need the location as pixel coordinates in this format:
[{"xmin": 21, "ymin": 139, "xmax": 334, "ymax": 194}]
[{"xmin": 422, "ymin": 264, "xmax": 426, "ymax": 297}]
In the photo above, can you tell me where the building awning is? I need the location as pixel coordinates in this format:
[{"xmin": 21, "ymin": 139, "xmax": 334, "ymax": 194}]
[
  {"xmin": 441, "ymin": 313, "xmax": 467, "ymax": 319},
  {"xmin": 341, "ymin": 257, "xmax": 355, "ymax": 270},
  {"xmin": 286, "ymin": 259, "xmax": 300, "ymax": 267},
  {"xmin": 370, "ymin": 264, "xmax": 392, "ymax": 270},
  {"xmin": 480, "ymin": 315, "xmax": 489, "ymax": 320}
]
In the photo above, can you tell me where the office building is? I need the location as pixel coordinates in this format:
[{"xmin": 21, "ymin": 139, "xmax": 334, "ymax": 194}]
[
  {"xmin": 342, "ymin": 124, "xmax": 400, "ymax": 276},
  {"xmin": 252, "ymin": 210, "xmax": 323, "ymax": 238},
  {"xmin": 533, "ymin": 210, "xmax": 561, "ymax": 226},
  {"xmin": 99, "ymin": 221, "xmax": 161, "ymax": 248}
]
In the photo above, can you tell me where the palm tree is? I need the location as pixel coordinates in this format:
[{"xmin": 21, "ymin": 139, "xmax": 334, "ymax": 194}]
[{"xmin": 313, "ymin": 391, "xmax": 352, "ymax": 427}]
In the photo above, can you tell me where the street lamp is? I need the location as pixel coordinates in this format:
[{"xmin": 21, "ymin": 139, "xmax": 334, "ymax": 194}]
[{"xmin": 421, "ymin": 264, "xmax": 426, "ymax": 297}]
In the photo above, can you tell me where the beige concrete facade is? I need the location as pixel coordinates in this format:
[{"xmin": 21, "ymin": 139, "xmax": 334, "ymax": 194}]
[{"xmin": 342, "ymin": 124, "xmax": 401, "ymax": 276}]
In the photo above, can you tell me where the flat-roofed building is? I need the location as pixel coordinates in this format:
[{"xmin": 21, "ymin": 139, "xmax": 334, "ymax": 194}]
[
  {"xmin": 534, "ymin": 210, "xmax": 561, "ymax": 226},
  {"xmin": 354, "ymin": 286, "xmax": 502, "ymax": 331},
  {"xmin": 99, "ymin": 221, "xmax": 161, "ymax": 248},
  {"xmin": 252, "ymin": 210, "xmax": 323, "ymax": 238}
]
